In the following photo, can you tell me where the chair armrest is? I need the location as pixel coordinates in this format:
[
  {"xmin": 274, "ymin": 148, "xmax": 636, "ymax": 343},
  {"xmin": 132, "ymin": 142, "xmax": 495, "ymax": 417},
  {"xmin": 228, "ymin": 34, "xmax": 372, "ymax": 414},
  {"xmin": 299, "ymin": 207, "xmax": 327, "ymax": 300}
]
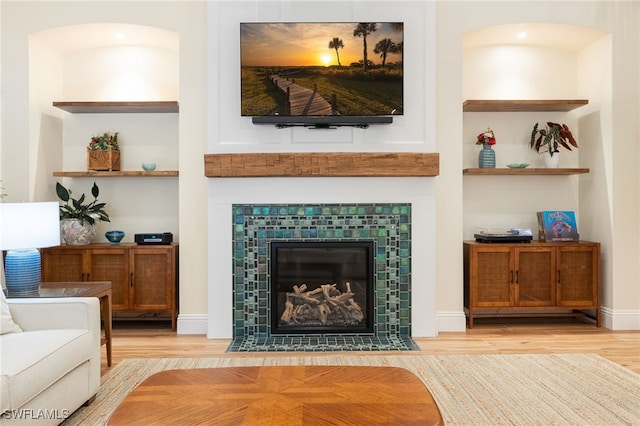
[{"xmin": 8, "ymin": 297, "xmax": 100, "ymax": 335}]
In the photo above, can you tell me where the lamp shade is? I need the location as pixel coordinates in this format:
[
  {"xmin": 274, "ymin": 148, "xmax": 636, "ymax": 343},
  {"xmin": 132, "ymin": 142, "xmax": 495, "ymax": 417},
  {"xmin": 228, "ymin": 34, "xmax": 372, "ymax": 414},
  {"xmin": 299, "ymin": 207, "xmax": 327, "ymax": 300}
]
[{"xmin": 0, "ymin": 202, "xmax": 60, "ymax": 250}]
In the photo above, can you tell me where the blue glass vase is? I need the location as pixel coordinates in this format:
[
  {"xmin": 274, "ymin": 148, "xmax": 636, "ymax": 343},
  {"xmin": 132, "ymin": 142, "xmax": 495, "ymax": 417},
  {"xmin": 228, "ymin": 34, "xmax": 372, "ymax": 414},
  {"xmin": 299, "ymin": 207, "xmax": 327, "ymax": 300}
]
[{"xmin": 478, "ymin": 143, "xmax": 496, "ymax": 168}]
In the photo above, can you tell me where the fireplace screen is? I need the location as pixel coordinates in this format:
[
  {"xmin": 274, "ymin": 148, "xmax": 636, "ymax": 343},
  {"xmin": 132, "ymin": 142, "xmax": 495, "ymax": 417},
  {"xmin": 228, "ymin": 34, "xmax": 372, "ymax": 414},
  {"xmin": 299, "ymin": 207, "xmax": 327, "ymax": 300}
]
[{"xmin": 270, "ymin": 241, "xmax": 374, "ymax": 334}]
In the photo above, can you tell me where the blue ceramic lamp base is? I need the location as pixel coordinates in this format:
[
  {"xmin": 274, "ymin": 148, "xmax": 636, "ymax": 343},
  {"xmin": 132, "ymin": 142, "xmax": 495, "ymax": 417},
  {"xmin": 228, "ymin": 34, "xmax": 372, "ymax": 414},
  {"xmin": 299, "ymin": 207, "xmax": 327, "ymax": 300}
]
[{"xmin": 5, "ymin": 249, "xmax": 41, "ymax": 295}]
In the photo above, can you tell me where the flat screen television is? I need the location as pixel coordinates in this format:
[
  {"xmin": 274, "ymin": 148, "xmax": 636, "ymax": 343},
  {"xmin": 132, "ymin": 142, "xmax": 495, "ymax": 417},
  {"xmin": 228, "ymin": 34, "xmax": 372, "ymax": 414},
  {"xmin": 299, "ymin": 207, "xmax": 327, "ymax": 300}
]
[{"xmin": 241, "ymin": 22, "xmax": 403, "ymax": 128}]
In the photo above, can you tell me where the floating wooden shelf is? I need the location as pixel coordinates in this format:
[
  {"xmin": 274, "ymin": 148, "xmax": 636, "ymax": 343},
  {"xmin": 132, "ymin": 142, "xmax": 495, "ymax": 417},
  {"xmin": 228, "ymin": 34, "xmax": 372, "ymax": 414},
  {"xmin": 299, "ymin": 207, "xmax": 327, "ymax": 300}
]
[
  {"xmin": 52, "ymin": 101, "xmax": 179, "ymax": 113},
  {"xmin": 53, "ymin": 171, "xmax": 178, "ymax": 177},
  {"xmin": 204, "ymin": 152, "xmax": 439, "ymax": 177},
  {"xmin": 463, "ymin": 99, "xmax": 588, "ymax": 112},
  {"xmin": 463, "ymin": 168, "xmax": 589, "ymax": 175}
]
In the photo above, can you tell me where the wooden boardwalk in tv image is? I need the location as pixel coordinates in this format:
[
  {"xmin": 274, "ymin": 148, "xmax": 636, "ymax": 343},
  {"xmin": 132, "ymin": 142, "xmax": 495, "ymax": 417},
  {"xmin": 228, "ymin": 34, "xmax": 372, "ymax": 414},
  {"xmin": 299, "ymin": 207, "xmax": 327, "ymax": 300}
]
[{"xmin": 269, "ymin": 74, "xmax": 334, "ymax": 116}]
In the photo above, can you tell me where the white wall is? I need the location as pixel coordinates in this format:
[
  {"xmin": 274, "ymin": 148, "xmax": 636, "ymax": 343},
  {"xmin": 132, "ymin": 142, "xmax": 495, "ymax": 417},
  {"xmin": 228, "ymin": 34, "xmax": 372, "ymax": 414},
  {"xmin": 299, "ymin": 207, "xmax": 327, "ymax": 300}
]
[
  {"xmin": 209, "ymin": 1, "xmax": 434, "ymax": 150},
  {"xmin": 28, "ymin": 36, "xmax": 64, "ymax": 202},
  {"xmin": 577, "ymin": 36, "xmax": 614, "ymax": 309},
  {"xmin": 606, "ymin": 2, "xmax": 640, "ymax": 327},
  {"xmin": 464, "ymin": 45, "xmax": 579, "ymax": 100},
  {"xmin": 63, "ymin": 46, "xmax": 179, "ymax": 101}
]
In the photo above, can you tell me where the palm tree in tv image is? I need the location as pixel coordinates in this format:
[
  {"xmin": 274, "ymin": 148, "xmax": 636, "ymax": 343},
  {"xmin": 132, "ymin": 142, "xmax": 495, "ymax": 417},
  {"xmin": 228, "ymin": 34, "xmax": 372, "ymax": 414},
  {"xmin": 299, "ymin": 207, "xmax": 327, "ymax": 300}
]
[
  {"xmin": 389, "ymin": 22, "xmax": 404, "ymax": 62},
  {"xmin": 328, "ymin": 37, "xmax": 344, "ymax": 67},
  {"xmin": 353, "ymin": 23, "xmax": 377, "ymax": 71},
  {"xmin": 373, "ymin": 38, "xmax": 398, "ymax": 67}
]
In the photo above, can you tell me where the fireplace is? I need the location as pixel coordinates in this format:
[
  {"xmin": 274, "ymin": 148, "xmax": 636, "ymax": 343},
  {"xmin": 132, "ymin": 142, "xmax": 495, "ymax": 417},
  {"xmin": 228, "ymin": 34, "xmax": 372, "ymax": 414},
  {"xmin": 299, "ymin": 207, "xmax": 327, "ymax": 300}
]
[
  {"xmin": 271, "ymin": 241, "xmax": 374, "ymax": 335},
  {"xmin": 227, "ymin": 203, "xmax": 419, "ymax": 352}
]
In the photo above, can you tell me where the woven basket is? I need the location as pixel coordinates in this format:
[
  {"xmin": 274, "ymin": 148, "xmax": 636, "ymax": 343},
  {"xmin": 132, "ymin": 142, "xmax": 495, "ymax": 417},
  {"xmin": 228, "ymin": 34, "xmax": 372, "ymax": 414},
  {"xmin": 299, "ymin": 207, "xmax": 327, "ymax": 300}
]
[{"xmin": 87, "ymin": 149, "xmax": 121, "ymax": 171}]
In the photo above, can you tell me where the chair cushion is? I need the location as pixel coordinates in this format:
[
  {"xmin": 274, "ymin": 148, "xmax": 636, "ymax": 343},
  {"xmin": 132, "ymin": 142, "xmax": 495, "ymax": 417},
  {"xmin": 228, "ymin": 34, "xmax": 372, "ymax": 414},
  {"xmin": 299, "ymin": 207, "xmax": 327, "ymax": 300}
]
[
  {"xmin": 0, "ymin": 329, "xmax": 93, "ymax": 410},
  {"xmin": 0, "ymin": 290, "xmax": 22, "ymax": 335}
]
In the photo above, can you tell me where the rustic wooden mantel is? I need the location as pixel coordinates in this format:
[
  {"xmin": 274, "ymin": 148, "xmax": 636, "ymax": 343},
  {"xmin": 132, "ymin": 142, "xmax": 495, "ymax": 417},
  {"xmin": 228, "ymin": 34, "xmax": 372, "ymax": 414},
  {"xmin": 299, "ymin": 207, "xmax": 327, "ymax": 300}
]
[{"xmin": 204, "ymin": 152, "xmax": 439, "ymax": 177}]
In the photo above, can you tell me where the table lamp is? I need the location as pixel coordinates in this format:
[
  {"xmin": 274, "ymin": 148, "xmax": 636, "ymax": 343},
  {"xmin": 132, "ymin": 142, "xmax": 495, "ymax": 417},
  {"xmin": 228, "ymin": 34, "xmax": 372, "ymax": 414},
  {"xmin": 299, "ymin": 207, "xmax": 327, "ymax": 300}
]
[{"xmin": 0, "ymin": 202, "xmax": 60, "ymax": 295}]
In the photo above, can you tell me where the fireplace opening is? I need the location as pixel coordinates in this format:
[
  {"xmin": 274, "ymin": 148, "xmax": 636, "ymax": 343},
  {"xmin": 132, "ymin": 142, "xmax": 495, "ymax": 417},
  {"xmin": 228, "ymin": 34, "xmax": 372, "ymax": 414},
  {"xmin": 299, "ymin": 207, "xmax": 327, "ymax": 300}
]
[{"xmin": 270, "ymin": 241, "xmax": 374, "ymax": 335}]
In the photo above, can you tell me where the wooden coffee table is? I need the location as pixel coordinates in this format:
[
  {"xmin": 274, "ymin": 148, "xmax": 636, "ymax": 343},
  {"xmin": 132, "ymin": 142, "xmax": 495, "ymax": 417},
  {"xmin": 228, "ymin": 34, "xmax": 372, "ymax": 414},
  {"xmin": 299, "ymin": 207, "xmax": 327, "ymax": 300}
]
[{"xmin": 108, "ymin": 365, "xmax": 443, "ymax": 425}]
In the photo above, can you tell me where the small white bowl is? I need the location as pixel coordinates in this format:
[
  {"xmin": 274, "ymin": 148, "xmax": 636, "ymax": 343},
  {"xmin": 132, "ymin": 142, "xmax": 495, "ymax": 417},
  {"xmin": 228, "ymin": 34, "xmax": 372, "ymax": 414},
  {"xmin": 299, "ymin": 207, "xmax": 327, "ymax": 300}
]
[{"xmin": 142, "ymin": 162, "xmax": 157, "ymax": 171}]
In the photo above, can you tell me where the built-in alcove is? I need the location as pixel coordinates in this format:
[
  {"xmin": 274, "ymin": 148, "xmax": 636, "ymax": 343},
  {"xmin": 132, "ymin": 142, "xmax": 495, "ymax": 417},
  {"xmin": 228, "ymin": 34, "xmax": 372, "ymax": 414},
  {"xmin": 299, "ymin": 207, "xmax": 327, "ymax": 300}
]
[
  {"xmin": 461, "ymin": 22, "xmax": 610, "ymax": 240},
  {"xmin": 29, "ymin": 23, "xmax": 181, "ymax": 243}
]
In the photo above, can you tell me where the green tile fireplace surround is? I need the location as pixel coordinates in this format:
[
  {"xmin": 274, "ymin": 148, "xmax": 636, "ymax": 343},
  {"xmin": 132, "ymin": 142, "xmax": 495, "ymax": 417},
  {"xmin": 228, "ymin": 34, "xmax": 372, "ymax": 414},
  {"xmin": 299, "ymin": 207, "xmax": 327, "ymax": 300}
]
[{"xmin": 229, "ymin": 203, "xmax": 418, "ymax": 352}]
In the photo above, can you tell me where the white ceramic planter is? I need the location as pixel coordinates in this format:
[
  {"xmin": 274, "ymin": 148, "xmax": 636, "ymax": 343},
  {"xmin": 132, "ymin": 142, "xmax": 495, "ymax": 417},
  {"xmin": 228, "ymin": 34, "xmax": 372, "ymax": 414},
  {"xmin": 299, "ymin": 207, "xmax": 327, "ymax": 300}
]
[
  {"xmin": 544, "ymin": 152, "xmax": 560, "ymax": 168},
  {"xmin": 60, "ymin": 219, "xmax": 96, "ymax": 245}
]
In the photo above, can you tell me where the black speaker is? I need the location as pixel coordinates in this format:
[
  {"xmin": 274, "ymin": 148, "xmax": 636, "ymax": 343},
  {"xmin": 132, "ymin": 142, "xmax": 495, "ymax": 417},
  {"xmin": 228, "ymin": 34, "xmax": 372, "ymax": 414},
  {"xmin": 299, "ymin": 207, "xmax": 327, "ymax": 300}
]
[{"xmin": 134, "ymin": 232, "xmax": 173, "ymax": 245}]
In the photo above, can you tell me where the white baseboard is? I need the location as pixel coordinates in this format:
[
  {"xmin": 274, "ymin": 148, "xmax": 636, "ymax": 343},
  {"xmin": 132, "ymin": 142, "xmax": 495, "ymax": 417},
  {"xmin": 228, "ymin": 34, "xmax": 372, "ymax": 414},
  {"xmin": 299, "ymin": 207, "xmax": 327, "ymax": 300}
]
[
  {"xmin": 435, "ymin": 310, "xmax": 467, "ymax": 333},
  {"xmin": 177, "ymin": 308, "xmax": 640, "ymax": 336},
  {"xmin": 176, "ymin": 314, "xmax": 208, "ymax": 335},
  {"xmin": 601, "ymin": 307, "xmax": 640, "ymax": 330},
  {"xmin": 179, "ymin": 312, "xmax": 469, "ymax": 337}
]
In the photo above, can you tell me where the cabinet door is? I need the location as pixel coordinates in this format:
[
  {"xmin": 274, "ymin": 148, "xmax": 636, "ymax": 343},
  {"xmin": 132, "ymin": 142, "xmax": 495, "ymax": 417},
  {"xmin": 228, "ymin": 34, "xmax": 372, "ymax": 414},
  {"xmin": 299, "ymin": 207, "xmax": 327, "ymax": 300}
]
[
  {"xmin": 514, "ymin": 247, "xmax": 555, "ymax": 307},
  {"xmin": 556, "ymin": 245, "xmax": 599, "ymax": 307},
  {"xmin": 130, "ymin": 247, "xmax": 175, "ymax": 311},
  {"xmin": 88, "ymin": 247, "xmax": 130, "ymax": 311},
  {"xmin": 41, "ymin": 247, "xmax": 88, "ymax": 282},
  {"xmin": 471, "ymin": 246, "xmax": 513, "ymax": 307}
]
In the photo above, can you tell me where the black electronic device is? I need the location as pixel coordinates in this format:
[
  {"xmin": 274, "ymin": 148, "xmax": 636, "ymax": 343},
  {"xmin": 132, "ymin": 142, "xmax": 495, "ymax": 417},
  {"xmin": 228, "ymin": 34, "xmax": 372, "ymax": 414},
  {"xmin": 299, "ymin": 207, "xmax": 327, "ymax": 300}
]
[
  {"xmin": 135, "ymin": 232, "xmax": 173, "ymax": 245},
  {"xmin": 474, "ymin": 233, "xmax": 532, "ymax": 243}
]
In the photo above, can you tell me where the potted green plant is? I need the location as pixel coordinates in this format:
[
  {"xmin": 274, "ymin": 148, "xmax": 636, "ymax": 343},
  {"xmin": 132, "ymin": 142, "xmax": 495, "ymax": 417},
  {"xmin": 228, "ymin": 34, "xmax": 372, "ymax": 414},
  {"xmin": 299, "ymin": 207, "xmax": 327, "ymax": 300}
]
[
  {"xmin": 530, "ymin": 122, "xmax": 578, "ymax": 167},
  {"xmin": 56, "ymin": 181, "xmax": 110, "ymax": 245},
  {"xmin": 87, "ymin": 131, "xmax": 121, "ymax": 171},
  {"xmin": 89, "ymin": 131, "xmax": 119, "ymax": 151}
]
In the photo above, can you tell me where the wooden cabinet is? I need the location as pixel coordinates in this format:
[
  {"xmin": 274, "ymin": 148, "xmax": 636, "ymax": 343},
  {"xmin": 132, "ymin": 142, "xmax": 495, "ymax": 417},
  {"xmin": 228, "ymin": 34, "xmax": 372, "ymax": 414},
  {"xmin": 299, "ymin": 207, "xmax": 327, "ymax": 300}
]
[
  {"xmin": 42, "ymin": 243, "xmax": 178, "ymax": 329},
  {"xmin": 463, "ymin": 241, "xmax": 599, "ymax": 328}
]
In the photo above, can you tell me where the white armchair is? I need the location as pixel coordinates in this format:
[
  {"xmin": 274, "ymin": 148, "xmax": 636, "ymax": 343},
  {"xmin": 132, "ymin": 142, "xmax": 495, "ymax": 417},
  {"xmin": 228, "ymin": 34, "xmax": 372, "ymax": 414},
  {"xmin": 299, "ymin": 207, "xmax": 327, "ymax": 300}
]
[{"xmin": 1, "ymin": 297, "xmax": 101, "ymax": 425}]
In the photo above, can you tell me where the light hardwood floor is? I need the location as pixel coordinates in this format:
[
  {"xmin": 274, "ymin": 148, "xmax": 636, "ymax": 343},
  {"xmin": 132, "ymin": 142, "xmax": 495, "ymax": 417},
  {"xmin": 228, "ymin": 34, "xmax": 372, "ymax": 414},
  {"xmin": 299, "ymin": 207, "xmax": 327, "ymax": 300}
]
[{"xmin": 101, "ymin": 319, "xmax": 640, "ymax": 375}]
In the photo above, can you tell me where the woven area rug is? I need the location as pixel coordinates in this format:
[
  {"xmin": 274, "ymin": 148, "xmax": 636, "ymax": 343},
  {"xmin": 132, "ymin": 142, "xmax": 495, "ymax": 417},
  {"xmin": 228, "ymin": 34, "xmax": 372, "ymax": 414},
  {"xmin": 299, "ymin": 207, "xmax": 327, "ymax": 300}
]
[{"xmin": 63, "ymin": 353, "xmax": 640, "ymax": 425}]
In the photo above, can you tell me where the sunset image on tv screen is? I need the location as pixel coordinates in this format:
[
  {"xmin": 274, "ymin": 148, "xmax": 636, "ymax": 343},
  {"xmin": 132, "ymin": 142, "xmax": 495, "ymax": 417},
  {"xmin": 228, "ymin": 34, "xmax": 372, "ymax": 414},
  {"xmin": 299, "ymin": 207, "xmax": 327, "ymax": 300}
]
[{"xmin": 240, "ymin": 22, "xmax": 403, "ymax": 117}]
